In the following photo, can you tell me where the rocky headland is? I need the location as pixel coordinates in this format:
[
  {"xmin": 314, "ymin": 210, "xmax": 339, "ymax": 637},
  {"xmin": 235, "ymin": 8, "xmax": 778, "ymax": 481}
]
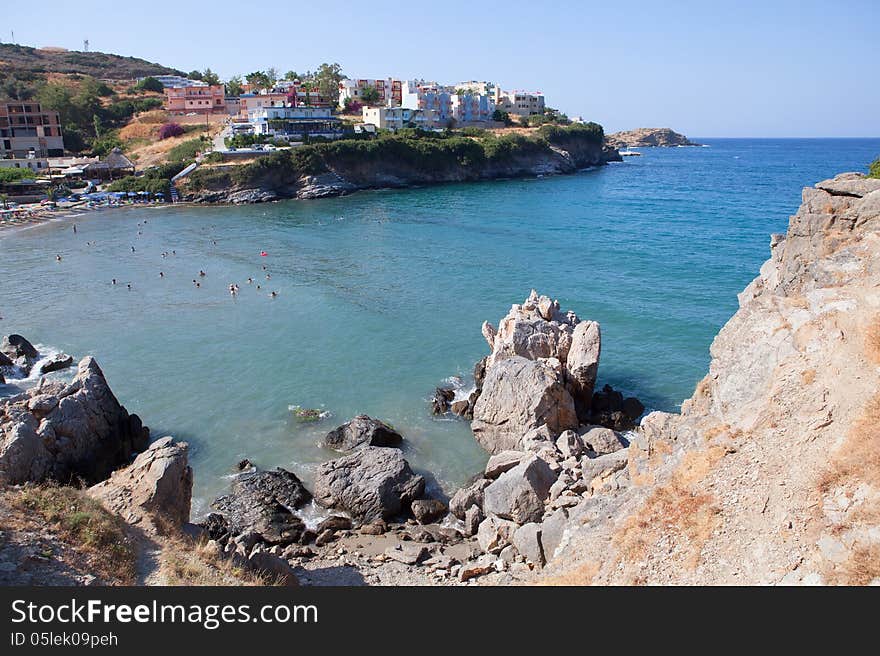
[
  {"xmin": 180, "ymin": 124, "xmax": 622, "ymax": 204},
  {"xmin": 606, "ymin": 127, "xmax": 701, "ymax": 148},
  {"xmin": 2, "ymin": 171, "xmax": 879, "ymax": 586}
]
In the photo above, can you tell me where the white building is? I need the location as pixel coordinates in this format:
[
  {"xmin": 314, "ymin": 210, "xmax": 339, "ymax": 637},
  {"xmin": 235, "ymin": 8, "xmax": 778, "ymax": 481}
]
[
  {"xmin": 362, "ymin": 106, "xmax": 440, "ymax": 131},
  {"xmin": 494, "ymin": 89, "xmax": 545, "ymax": 116},
  {"xmin": 249, "ymin": 105, "xmax": 343, "ymax": 139},
  {"xmin": 400, "ymin": 81, "xmax": 454, "ymax": 123},
  {"xmin": 339, "ymin": 78, "xmax": 404, "ymax": 107},
  {"xmin": 141, "ymin": 75, "xmax": 208, "ymax": 88}
]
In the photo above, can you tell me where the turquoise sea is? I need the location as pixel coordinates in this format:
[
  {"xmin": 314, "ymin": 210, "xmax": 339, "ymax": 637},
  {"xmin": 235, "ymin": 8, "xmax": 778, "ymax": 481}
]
[{"xmin": 2, "ymin": 138, "xmax": 878, "ymax": 512}]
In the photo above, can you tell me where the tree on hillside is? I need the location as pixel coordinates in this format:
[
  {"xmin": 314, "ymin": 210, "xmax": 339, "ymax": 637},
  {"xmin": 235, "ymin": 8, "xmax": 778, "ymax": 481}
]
[
  {"xmin": 266, "ymin": 68, "xmax": 279, "ymax": 85},
  {"xmin": 314, "ymin": 62, "xmax": 345, "ymax": 106},
  {"xmin": 201, "ymin": 68, "xmax": 220, "ymax": 85},
  {"xmin": 136, "ymin": 76, "xmax": 164, "ymax": 93},
  {"xmin": 284, "ymin": 70, "xmax": 300, "ymax": 81},
  {"xmin": 188, "ymin": 70, "xmax": 204, "ymax": 81},
  {"xmin": 360, "ymin": 85, "xmax": 380, "ymax": 105},
  {"xmin": 245, "ymin": 70, "xmax": 272, "ymax": 90},
  {"xmin": 492, "ymin": 109, "xmax": 512, "ymax": 125},
  {"xmin": 225, "ymin": 75, "xmax": 243, "ymax": 96}
]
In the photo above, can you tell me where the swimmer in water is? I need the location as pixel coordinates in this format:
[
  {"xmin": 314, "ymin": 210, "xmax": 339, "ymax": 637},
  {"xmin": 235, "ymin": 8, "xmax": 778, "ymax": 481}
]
[
  {"xmin": 73, "ymin": 224, "xmax": 77, "ymax": 233},
  {"xmin": 196, "ymin": 282, "xmax": 200, "ymax": 288},
  {"xmin": 131, "ymin": 246, "xmax": 136, "ymax": 253},
  {"xmin": 127, "ymin": 284, "xmax": 131, "ymax": 290},
  {"xmin": 256, "ymin": 284, "xmax": 261, "ymax": 290},
  {"xmin": 55, "ymin": 254, "xmax": 62, "ymax": 262},
  {"xmin": 112, "ymin": 279, "xmax": 117, "ymax": 285},
  {"xmin": 159, "ymin": 272, "xmax": 164, "ymax": 278},
  {"xmin": 199, "ymin": 270, "xmax": 206, "ymax": 277},
  {"xmin": 265, "ymin": 274, "xmax": 271, "ymax": 280},
  {"xmin": 262, "ymin": 265, "xmax": 267, "ymax": 271},
  {"xmin": 247, "ymin": 277, "xmax": 253, "ymax": 284},
  {"xmin": 269, "ymin": 291, "xmax": 277, "ymax": 298},
  {"xmin": 172, "ymin": 250, "xmax": 176, "ymax": 255}
]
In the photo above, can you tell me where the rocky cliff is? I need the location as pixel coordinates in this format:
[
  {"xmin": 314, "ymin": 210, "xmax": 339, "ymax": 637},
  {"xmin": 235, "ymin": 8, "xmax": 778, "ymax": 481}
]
[
  {"xmin": 181, "ymin": 127, "xmax": 621, "ymax": 204},
  {"xmin": 531, "ymin": 172, "xmax": 880, "ymax": 585},
  {"xmin": 606, "ymin": 127, "xmax": 700, "ymax": 148}
]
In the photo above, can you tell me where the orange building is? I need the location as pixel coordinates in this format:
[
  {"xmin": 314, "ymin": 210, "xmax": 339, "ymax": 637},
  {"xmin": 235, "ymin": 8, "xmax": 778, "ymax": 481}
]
[{"xmin": 164, "ymin": 85, "xmax": 226, "ymax": 115}]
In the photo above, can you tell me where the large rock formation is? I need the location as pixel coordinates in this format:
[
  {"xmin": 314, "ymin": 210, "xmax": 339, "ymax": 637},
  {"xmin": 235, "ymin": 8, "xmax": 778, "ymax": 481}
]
[
  {"xmin": 469, "ymin": 291, "xmax": 602, "ymax": 453},
  {"xmin": 313, "ymin": 446, "xmax": 425, "ymax": 522},
  {"xmin": 525, "ymin": 172, "xmax": 880, "ymax": 585},
  {"xmin": 211, "ymin": 468, "xmax": 312, "ymax": 544},
  {"xmin": 322, "ymin": 415, "xmax": 403, "ymax": 452},
  {"xmin": 605, "ymin": 128, "xmax": 700, "ymax": 148},
  {"xmin": 88, "ymin": 436, "xmax": 193, "ymax": 528},
  {"xmin": 0, "ymin": 357, "xmax": 149, "ymax": 485},
  {"xmin": 471, "ymin": 356, "xmax": 578, "ymax": 454}
]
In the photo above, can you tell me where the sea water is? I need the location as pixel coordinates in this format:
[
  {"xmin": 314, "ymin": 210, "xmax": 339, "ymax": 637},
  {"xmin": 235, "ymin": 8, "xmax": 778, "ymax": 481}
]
[{"xmin": 1, "ymin": 138, "xmax": 878, "ymax": 513}]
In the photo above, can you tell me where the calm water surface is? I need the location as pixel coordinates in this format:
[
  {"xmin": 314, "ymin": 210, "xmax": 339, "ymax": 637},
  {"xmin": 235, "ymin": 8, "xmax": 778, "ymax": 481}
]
[{"xmin": 2, "ymin": 138, "xmax": 878, "ymax": 512}]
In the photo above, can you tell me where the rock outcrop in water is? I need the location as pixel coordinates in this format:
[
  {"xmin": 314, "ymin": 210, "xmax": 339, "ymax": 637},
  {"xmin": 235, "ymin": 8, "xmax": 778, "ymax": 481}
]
[
  {"xmin": 605, "ymin": 127, "xmax": 700, "ymax": 148},
  {"xmin": 0, "ymin": 355, "xmax": 149, "ymax": 485},
  {"xmin": 323, "ymin": 415, "xmax": 404, "ymax": 452}
]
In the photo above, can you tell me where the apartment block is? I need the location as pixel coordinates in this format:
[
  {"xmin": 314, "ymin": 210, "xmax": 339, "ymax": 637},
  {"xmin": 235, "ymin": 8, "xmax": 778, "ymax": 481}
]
[
  {"xmin": 0, "ymin": 101, "xmax": 65, "ymax": 160},
  {"xmin": 361, "ymin": 106, "xmax": 440, "ymax": 131},
  {"xmin": 164, "ymin": 85, "xmax": 226, "ymax": 114},
  {"xmin": 339, "ymin": 78, "xmax": 403, "ymax": 107}
]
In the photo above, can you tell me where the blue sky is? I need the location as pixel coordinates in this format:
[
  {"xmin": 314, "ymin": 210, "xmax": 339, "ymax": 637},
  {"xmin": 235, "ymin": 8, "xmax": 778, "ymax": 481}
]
[{"xmin": 4, "ymin": 0, "xmax": 878, "ymax": 136}]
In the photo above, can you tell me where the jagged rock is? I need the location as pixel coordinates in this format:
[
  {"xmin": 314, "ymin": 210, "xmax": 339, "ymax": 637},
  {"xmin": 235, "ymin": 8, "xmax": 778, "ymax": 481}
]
[
  {"xmin": 315, "ymin": 529, "xmax": 337, "ymax": 546},
  {"xmin": 88, "ymin": 436, "xmax": 193, "ymax": 528},
  {"xmin": 1, "ymin": 334, "xmax": 38, "ymax": 360},
  {"xmin": 201, "ymin": 513, "xmax": 231, "ymax": 542},
  {"xmin": 450, "ymin": 398, "xmax": 471, "ymax": 417},
  {"xmin": 449, "ymin": 477, "xmax": 491, "ymax": 519},
  {"xmin": 211, "ymin": 468, "xmax": 312, "ymax": 544},
  {"xmin": 246, "ymin": 549, "xmax": 299, "ymax": 585},
  {"xmin": 0, "ymin": 351, "xmax": 13, "ymax": 368},
  {"xmin": 621, "ymin": 397, "xmax": 645, "ymax": 421},
  {"xmin": 315, "ymin": 515, "xmax": 352, "ymax": 534},
  {"xmin": 540, "ymin": 509, "xmax": 569, "ymax": 562},
  {"xmin": 313, "ymin": 446, "xmax": 424, "ymax": 522},
  {"xmin": 0, "ymin": 357, "xmax": 149, "ymax": 485},
  {"xmin": 483, "ymin": 454, "xmax": 557, "ymax": 524},
  {"xmin": 484, "ymin": 450, "xmax": 526, "ymax": 479},
  {"xmin": 581, "ymin": 450, "xmax": 629, "ymax": 482},
  {"xmin": 473, "ymin": 357, "xmax": 488, "ymax": 389},
  {"xmin": 513, "ymin": 522, "xmax": 545, "ymax": 567},
  {"xmin": 556, "ymin": 430, "xmax": 586, "ymax": 459},
  {"xmin": 323, "ymin": 415, "xmax": 403, "ymax": 452},
  {"xmin": 477, "ymin": 515, "xmax": 517, "ymax": 554},
  {"xmin": 565, "ymin": 321, "xmax": 601, "ymax": 419},
  {"xmin": 431, "ymin": 388, "xmax": 455, "ymax": 415},
  {"xmin": 472, "ymin": 356, "xmax": 578, "ymax": 454},
  {"xmin": 39, "ymin": 353, "xmax": 74, "ymax": 375},
  {"xmin": 464, "ymin": 504, "xmax": 484, "ymax": 537},
  {"xmin": 411, "ymin": 499, "xmax": 448, "ymax": 524},
  {"xmin": 580, "ymin": 425, "xmax": 627, "ymax": 456},
  {"xmin": 360, "ymin": 519, "xmax": 388, "ymax": 535},
  {"xmin": 587, "ymin": 384, "xmax": 643, "ymax": 430}
]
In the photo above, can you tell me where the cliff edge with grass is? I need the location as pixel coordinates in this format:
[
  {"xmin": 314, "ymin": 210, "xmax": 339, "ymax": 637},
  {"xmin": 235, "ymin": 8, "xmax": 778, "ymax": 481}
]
[{"xmin": 180, "ymin": 123, "xmax": 620, "ymax": 204}]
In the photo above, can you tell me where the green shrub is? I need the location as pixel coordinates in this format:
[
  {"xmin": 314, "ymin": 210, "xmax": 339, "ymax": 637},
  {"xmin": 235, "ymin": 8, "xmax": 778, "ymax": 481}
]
[
  {"xmin": 869, "ymin": 157, "xmax": 880, "ymax": 179},
  {"xmin": 136, "ymin": 77, "xmax": 164, "ymax": 93},
  {"xmin": 0, "ymin": 167, "xmax": 37, "ymax": 183},
  {"xmin": 167, "ymin": 137, "xmax": 208, "ymax": 163}
]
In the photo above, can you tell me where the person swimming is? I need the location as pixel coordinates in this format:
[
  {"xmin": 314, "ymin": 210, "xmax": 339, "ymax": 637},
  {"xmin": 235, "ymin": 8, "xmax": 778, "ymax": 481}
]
[
  {"xmin": 131, "ymin": 246, "xmax": 136, "ymax": 252},
  {"xmin": 269, "ymin": 291, "xmax": 277, "ymax": 298},
  {"xmin": 265, "ymin": 274, "xmax": 271, "ymax": 280},
  {"xmin": 247, "ymin": 277, "xmax": 253, "ymax": 284},
  {"xmin": 199, "ymin": 270, "xmax": 206, "ymax": 277},
  {"xmin": 55, "ymin": 254, "xmax": 62, "ymax": 262},
  {"xmin": 72, "ymin": 224, "xmax": 77, "ymax": 233},
  {"xmin": 159, "ymin": 272, "xmax": 164, "ymax": 278},
  {"xmin": 127, "ymin": 284, "xmax": 131, "ymax": 290},
  {"xmin": 112, "ymin": 279, "xmax": 117, "ymax": 285}
]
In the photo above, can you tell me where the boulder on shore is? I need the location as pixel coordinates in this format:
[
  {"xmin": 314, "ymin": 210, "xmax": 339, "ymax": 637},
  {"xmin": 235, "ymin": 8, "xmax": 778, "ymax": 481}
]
[
  {"xmin": 471, "ymin": 356, "xmax": 578, "ymax": 454},
  {"xmin": 313, "ymin": 446, "xmax": 425, "ymax": 522},
  {"xmin": 39, "ymin": 353, "xmax": 74, "ymax": 375},
  {"xmin": 211, "ymin": 468, "xmax": 312, "ymax": 545},
  {"xmin": 88, "ymin": 436, "xmax": 193, "ymax": 528},
  {"xmin": 0, "ymin": 357, "xmax": 149, "ymax": 485},
  {"xmin": 322, "ymin": 415, "xmax": 404, "ymax": 452},
  {"xmin": 483, "ymin": 454, "xmax": 557, "ymax": 524},
  {"xmin": 1, "ymin": 334, "xmax": 39, "ymax": 360}
]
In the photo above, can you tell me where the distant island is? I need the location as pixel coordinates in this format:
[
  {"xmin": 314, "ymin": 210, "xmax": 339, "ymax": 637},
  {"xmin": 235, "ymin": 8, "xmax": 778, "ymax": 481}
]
[{"xmin": 605, "ymin": 127, "xmax": 701, "ymax": 148}]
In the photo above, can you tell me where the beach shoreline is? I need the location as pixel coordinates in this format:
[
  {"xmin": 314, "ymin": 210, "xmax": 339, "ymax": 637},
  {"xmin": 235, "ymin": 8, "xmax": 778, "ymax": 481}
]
[{"xmin": 0, "ymin": 200, "xmax": 183, "ymax": 236}]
